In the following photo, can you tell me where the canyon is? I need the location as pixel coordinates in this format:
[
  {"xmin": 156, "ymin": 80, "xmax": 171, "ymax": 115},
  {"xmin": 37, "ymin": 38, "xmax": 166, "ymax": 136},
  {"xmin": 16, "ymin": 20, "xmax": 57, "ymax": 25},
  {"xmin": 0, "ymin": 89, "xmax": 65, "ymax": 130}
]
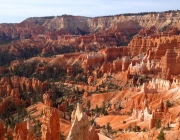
[{"xmin": 0, "ymin": 10, "xmax": 180, "ymax": 140}]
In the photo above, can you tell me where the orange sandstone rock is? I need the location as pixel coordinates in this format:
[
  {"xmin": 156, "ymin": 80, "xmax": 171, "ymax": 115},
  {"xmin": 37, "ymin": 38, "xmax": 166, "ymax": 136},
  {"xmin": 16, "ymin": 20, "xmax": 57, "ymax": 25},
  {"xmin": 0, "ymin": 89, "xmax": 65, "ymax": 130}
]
[
  {"xmin": 13, "ymin": 118, "xmax": 34, "ymax": 140},
  {"xmin": 89, "ymin": 125, "xmax": 99, "ymax": 140},
  {"xmin": 83, "ymin": 92, "xmax": 89, "ymax": 98},
  {"xmin": 41, "ymin": 94, "xmax": 60, "ymax": 140},
  {"xmin": 0, "ymin": 120, "xmax": 5, "ymax": 140},
  {"xmin": 67, "ymin": 103, "xmax": 99, "ymax": 140}
]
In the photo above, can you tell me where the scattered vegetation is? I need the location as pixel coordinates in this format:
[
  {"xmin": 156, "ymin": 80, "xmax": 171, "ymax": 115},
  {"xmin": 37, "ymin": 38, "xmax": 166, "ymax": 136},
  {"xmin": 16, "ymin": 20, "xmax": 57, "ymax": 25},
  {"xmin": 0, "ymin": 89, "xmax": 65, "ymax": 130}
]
[
  {"xmin": 0, "ymin": 101, "xmax": 29, "ymax": 130},
  {"xmin": 96, "ymin": 10, "xmax": 180, "ymax": 18}
]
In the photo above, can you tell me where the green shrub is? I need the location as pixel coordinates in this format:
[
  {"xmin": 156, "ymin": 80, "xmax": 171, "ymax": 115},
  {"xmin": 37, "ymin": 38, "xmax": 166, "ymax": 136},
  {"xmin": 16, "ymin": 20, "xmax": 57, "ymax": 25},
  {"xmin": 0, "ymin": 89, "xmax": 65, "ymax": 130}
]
[{"xmin": 157, "ymin": 129, "xmax": 165, "ymax": 140}]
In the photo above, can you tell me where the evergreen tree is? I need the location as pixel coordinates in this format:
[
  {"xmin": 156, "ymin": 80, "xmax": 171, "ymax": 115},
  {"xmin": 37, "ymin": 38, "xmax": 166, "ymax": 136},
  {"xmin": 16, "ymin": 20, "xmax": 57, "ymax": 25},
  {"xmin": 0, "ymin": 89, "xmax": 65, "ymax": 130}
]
[
  {"xmin": 133, "ymin": 124, "xmax": 141, "ymax": 132},
  {"xmin": 106, "ymin": 122, "xmax": 112, "ymax": 133},
  {"xmin": 87, "ymin": 100, "xmax": 90, "ymax": 111},
  {"xmin": 166, "ymin": 100, "xmax": 172, "ymax": 107},
  {"xmin": 60, "ymin": 131, "xmax": 65, "ymax": 140},
  {"xmin": 156, "ymin": 119, "xmax": 161, "ymax": 129},
  {"xmin": 90, "ymin": 119, "xmax": 95, "ymax": 125},
  {"xmin": 101, "ymin": 102, "xmax": 108, "ymax": 115},
  {"xmin": 157, "ymin": 129, "xmax": 165, "ymax": 140},
  {"xmin": 95, "ymin": 104, "xmax": 99, "ymax": 114}
]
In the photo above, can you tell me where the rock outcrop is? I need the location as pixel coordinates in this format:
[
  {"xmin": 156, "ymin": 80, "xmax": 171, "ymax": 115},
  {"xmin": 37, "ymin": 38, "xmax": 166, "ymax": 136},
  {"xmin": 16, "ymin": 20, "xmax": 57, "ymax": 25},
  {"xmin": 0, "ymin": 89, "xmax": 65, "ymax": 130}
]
[
  {"xmin": 67, "ymin": 103, "xmax": 89, "ymax": 140},
  {"xmin": 89, "ymin": 125, "xmax": 99, "ymax": 140},
  {"xmin": 13, "ymin": 118, "xmax": 34, "ymax": 140},
  {"xmin": 67, "ymin": 103, "xmax": 99, "ymax": 140},
  {"xmin": 41, "ymin": 93, "xmax": 60, "ymax": 140},
  {"xmin": 130, "ymin": 94, "xmax": 172, "ymax": 129}
]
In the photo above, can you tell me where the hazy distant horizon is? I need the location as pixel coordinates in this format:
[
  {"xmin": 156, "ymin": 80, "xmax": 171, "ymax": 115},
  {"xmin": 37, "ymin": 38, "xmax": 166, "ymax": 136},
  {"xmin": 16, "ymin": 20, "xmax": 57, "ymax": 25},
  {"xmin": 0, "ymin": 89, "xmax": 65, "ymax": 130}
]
[{"xmin": 0, "ymin": 0, "xmax": 179, "ymax": 23}]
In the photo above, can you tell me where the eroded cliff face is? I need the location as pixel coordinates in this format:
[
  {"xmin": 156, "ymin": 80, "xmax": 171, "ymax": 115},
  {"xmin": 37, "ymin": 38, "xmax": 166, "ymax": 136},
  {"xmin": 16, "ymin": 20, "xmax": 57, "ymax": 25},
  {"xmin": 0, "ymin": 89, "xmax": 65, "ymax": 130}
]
[
  {"xmin": 0, "ymin": 11, "xmax": 180, "ymax": 43},
  {"xmin": 30, "ymin": 16, "xmax": 89, "ymax": 34},
  {"xmin": 23, "ymin": 11, "xmax": 180, "ymax": 34}
]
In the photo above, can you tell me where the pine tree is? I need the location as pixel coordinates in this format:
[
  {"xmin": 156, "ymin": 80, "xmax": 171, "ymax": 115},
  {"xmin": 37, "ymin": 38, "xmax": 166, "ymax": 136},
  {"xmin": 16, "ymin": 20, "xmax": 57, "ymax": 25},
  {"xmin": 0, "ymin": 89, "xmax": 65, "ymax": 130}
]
[
  {"xmin": 156, "ymin": 119, "xmax": 161, "ymax": 129},
  {"xmin": 101, "ymin": 102, "xmax": 108, "ymax": 115},
  {"xmin": 95, "ymin": 104, "xmax": 99, "ymax": 114},
  {"xmin": 106, "ymin": 122, "xmax": 112, "ymax": 133},
  {"xmin": 133, "ymin": 124, "xmax": 141, "ymax": 132},
  {"xmin": 87, "ymin": 100, "xmax": 91, "ymax": 111},
  {"xmin": 157, "ymin": 129, "xmax": 165, "ymax": 140}
]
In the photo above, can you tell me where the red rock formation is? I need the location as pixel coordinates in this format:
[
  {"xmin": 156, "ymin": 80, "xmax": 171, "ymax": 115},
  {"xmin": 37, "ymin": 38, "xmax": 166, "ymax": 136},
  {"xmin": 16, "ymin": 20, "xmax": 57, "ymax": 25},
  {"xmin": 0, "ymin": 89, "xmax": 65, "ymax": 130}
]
[
  {"xmin": 0, "ymin": 76, "xmax": 48, "ymax": 100},
  {"xmin": 58, "ymin": 101, "xmax": 66, "ymax": 112},
  {"xmin": 113, "ymin": 58, "xmax": 122, "ymax": 71},
  {"xmin": 67, "ymin": 103, "xmax": 89, "ymax": 140},
  {"xmin": 0, "ymin": 97, "xmax": 11, "ymax": 113},
  {"xmin": 31, "ymin": 78, "xmax": 48, "ymax": 93},
  {"xmin": 0, "ymin": 120, "xmax": 5, "ymax": 140},
  {"xmin": 160, "ymin": 49, "xmax": 180, "ymax": 80},
  {"xmin": 41, "ymin": 94, "xmax": 60, "ymax": 140},
  {"xmin": 10, "ymin": 88, "xmax": 20, "ymax": 99},
  {"xmin": 19, "ymin": 77, "xmax": 32, "ymax": 91},
  {"xmin": 99, "ymin": 62, "xmax": 113, "ymax": 74},
  {"xmin": 83, "ymin": 92, "xmax": 89, "ymax": 98},
  {"xmin": 100, "ymin": 47, "xmax": 128, "ymax": 61},
  {"xmin": 67, "ymin": 96, "xmax": 77, "ymax": 104},
  {"xmin": 7, "ymin": 126, "xmax": 13, "ymax": 139},
  {"xmin": 67, "ymin": 103, "xmax": 100, "ymax": 140},
  {"xmin": 85, "ymin": 52, "xmax": 104, "ymax": 67},
  {"xmin": 122, "ymin": 56, "xmax": 130, "ymax": 71},
  {"xmin": 131, "ymin": 98, "xmax": 170, "ymax": 129},
  {"xmin": 128, "ymin": 35, "xmax": 180, "ymax": 59},
  {"xmin": 67, "ymin": 66, "xmax": 76, "ymax": 76},
  {"xmin": 13, "ymin": 118, "xmax": 34, "ymax": 140},
  {"xmin": 87, "ymin": 76, "xmax": 94, "ymax": 85},
  {"xmin": 89, "ymin": 125, "xmax": 99, "ymax": 140},
  {"xmin": 174, "ymin": 117, "xmax": 180, "ymax": 130}
]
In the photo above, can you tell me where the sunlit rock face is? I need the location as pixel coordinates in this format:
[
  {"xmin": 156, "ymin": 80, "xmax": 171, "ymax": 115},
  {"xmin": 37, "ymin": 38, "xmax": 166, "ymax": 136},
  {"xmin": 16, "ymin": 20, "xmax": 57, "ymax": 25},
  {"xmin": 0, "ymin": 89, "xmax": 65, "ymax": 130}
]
[
  {"xmin": 89, "ymin": 125, "xmax": 99, "ymax": 140},
  {"xmin": 41, "ymin": 93, "xmax": 60, "ymax": 140},
  {"xmin": 67, "ymin": 103, "xmax": 99, "ymax": 140},
  {"xmin": 160, "ymin": 49, "xmax": 180, "ymax": 80},
  {"xmin": 13, "ymin": 118, "xmax": 34, "ymax": 140},
  {"xmin": 67, "ymin": 103, "xmax": 89, "ymax": 140}
]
